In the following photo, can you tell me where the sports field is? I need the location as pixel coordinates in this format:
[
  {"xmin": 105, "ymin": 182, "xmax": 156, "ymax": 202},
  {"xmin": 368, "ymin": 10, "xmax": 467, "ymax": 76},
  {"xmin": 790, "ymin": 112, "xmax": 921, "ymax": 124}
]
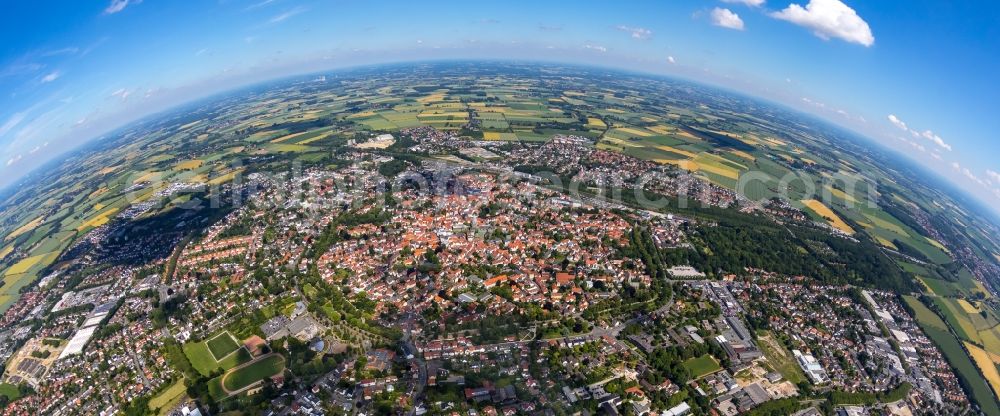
[
  {"xmin": 206, "ymin": 331, "xmax": 240, "ymax": 360},
  {"xmin": 682, "ymin": 354, "xmax": 722, "ymax": 379},
  {"xmin": 183, "ymin": 331, "xmax": 252, "ymax": 376},
  {"xmin": 221, "ymin": 354, "xmax": 285, "ymax": 392}
]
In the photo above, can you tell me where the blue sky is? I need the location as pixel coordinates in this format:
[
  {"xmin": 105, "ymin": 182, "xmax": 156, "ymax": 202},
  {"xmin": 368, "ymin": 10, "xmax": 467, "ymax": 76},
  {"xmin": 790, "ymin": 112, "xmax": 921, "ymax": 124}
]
[{"xmin": 1, "ymin": 0, "xmax": 999, "ymax": 208}]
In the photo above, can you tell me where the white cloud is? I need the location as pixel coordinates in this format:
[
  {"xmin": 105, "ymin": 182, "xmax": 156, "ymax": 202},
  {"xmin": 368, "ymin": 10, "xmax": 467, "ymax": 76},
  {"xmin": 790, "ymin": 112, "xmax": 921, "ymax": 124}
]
[
  {"xmin": 6, "ymin": 155, "xmax": 22, "ymax": 167},
  {"xmin": 886, "ymin": 114, "xmax": 951, "ymax": 151},
  {"xmin": 722, "ymin": 0, "xmax": 766, "ymax": 6},
  {"xmin": 41, "ymin": 71, "xmax": 60, "ymax": 83},
  {"xmin": 929, "ymin": 152, "xmax": 941, "ymax": 160},
  {"xmin": 801, "ymin": 97, "xmax": 826, "ymax": 108},
  {"xmin": 584, "ymin": 44, "xmax": 608, "ymax": 53},
  {"xmin": 951, "ymin": 162, "xmax": 961, "ymax": 172},
  {"xmin": 104, "ymin": 0, "xmax": 140, "ymax": 15},
  {"xmin": 111, "ymin": 88, "xmax": 132, "ymax": 102},
  {"xmin": 711, "ymin": 8, "xmax": 745, "ymax": 30},
  {"xmin": 770, "ymin": 0, "xmax": 874, "ymax": 47},
  {"xmin": 987, "ymin": 169, "xmax": 1000, "ymax": 183},
  {"xmin": 887, "ymin": 114, "xmax": 907, "ymax": 131},
  {"xmin": 667, "ymin": 56, "xmax": 676, "ymax": 64},
  {"xmin": 0, "ymin": 112, "xmax": 27, "ymax": 137},
  {"xmin": 245, "ymin": 0, "xmax": 277, "ymax": 11},
  {"xmin": 269, "ymin": 6, "xmax": 307, "ymax": 24},
  {"xmin": 919, "ymin": 130, "xmax": 951, "ymax": 152},
  {"xmin": 615, "ymin": 25, "xmax": 653, "ymax": 40}
]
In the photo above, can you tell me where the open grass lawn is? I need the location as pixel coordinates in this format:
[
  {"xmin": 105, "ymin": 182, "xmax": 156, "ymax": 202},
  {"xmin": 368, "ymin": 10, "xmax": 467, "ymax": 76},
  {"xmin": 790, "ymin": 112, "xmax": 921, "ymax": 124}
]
[
  {"xmin": 0, "ymin": 383, "xmax": 22, "ymax": 400},
  {"xmin": 222, "ymin": 354, "xmax": 285, "ymax": 392},
  {"xmin": 183, "ymin": 341, "xmax": 217, "ymax": 376},
  {"xmin": 148, "ymin": 377, "xmax": 187, "ymax": 414},
  {"xmin": 682, "ymin": 354, "xmax": 722, "ymax": 379},
  {"xmin": 903, "ymin": 296, "xmax": 1000, "ymax": 416},
  {"xmin": 206, "ymin": 331, "xmax": 240, "ymax": 360}
]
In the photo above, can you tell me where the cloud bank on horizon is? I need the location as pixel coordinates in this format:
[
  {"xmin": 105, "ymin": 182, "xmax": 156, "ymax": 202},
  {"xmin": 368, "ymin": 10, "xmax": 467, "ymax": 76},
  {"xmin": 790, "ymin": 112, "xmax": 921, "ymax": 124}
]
[{"xmin": 0, "ymin": 0, "xmax": 998, "ymax": 210}]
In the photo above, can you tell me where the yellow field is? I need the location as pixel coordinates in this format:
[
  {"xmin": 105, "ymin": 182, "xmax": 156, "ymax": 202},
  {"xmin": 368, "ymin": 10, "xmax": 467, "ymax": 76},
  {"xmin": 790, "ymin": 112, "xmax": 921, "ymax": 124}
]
[
  {"xmin": 699, "ymin": 163, "xmax": 740, "ymax": 180},
  {"xmin": 180, "ymin": 120, "xmax": 202, "ymax": 130},
  {"xmin": 657, "ymin": 146, "xmax": 697, "ymax": 158},
  {"xmin": 667, "ymin": 160, "xmax": 700, "ymax": 171},
  {"xmin": 586, "ymin": 118, "xmax": 606, "ymax": 128},
  {"xmin": 764, "ymin": 137, "xmax": 788, "ymax": 146},
  {"xmin": 346, "ymin": 110, "xmax": 377, "ymax": 119},
  {"xmin": 135, "ymin": 171, "xmax": 165, "ymax": 183},
  {"xmin": 0, "ymin": 245, "xmax": 12, "ymax": 259},
  {"xmin": 802, "ymin": 199, "xmax": 855, "ymax": 234},
  {"xmin": 418, "ymin": 111, "xmax": 468, "ymax": 119},
  {"xmin": 77, "ymin": 212, "xmax": 114, "ymax": 231},
  {"xmin": 978, "ymin": 329, "xmax": 1000, "ymax": 353},
  {"xmin": 5, "ymin": 216, "xmax": 45, "ymax": 241},
  {"xmin": 269, "ymin": 131, "xmax": 310, "ymax": 143},
  {"xmin": 966, "ymin": 342, "xmax": 1000, "ymax": 397},
  {"xmin": 298, "ymin": 132, "xmax": 333, "ymax": 144},
  {"xmin": 175, "ymin": 160, "xmax": 204, "ymax": 170},
  {"xmin": 926, "ymin": 237, "xmax": 951, "ymax": 253},
  {"xmin": 875, "ymin": 236, "xmax": 898, "ymax": 250},
  {"xmin": 958, "ymin": 299, "xmax": 980, "ymax": 314},
  {"xmin": 826, "ymin": 185, "xmax": 858, "ymax": 204},
  {"xmin": 88, "ymin": 187, "xmax": 109, "ymax": 199},
  {"xmin": 417, "ymin": 93, "xmax": 447, "ymax": 103},
  {"xmin": 613, "ymin": 127, "xmax": 653, "ymax": 137},
  {"xmin": 728, "ymin": 150, "xmax": 756, "ymax": 162},
  {"xmin": 693, "ymin": 153, "xmax": 745, "ymax": 180},
  {"xmin": 606, "ymin": 108, "xmax": 625, "ymax": 114},
  {"xmin": 98, "ymin": 165, "xmax": 120, "ymax": 175},
  {"xmin": 647, "ymin": 125, "xmax": 674, "ymax": 135},
  {"xmin": 4, "ymin": 251, "xmax": 58, "ymax": 276},
  {"xmin": 917, "ymin": 277, "xmax": 936, "ymax": 295},
  {"xmin": 208, "ymin": 169, "xmax": 244, "ymax": 186}
]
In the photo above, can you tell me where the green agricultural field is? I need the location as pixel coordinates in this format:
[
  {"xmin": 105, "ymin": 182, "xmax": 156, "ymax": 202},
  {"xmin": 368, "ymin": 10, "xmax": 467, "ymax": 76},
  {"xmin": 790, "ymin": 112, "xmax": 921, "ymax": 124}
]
[
  {"xmin": 930, "ymin": 296, "xmax": 982, "ymax": 344},
  {"xmin": 206, "ymin": 331, "xmax": 240, "ymax": 360},
  {"xmin": 221, "ymin": 354, "xmax": 286, "ymax": 392},
  {"xmin": 903, "ymin": 296, "xmax": 1000, "ymax": 416},
  {"xmin": 682, "ymin": 354, "xmax": 722, "ymax": 379}
]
